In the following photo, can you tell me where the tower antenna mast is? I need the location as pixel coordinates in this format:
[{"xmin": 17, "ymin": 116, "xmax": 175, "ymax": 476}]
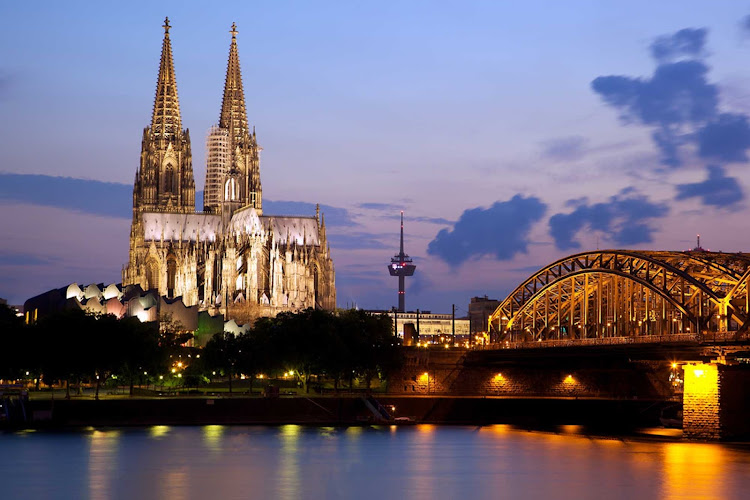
[{"xmin": 388, "ymin": 211, "xmax": 416, "ymax": 312}]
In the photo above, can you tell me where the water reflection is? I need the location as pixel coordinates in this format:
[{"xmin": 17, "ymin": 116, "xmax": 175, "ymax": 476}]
[
  {"xmin": 88, "ymin": 429, "xmax": 120, "ymax": 500},
  {"xmin": 662, "ymin": 442, "xmax": 727, "ymax": 499},
  {"xmin": 202, "ymin": 425, "xmax": 224, "ymax": 452},
  {"xmin": 278, "ymin": 425, "xmax": 301, "ymax": 500},
  {"xmin": 150, "ymin": 425, "xmax": 170, "ymax": 439},
  {"xmin": 1, "ymin": 426, "xmax": 749, "ymax": 500}
]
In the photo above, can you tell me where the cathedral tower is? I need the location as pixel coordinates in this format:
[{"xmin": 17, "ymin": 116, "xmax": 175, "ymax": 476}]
[
  {"xmin": 133, "ymin": 17, "xmax": 195, "ymax": 216},
  {"xmin": 204, "ymin": 23, "xmax": 261, "ymax": 215}
]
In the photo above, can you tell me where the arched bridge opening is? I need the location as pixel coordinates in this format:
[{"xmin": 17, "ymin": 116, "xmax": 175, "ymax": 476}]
[{"xmin": 488, "ymin": 250, "xmax": 750, "ymax": 346}]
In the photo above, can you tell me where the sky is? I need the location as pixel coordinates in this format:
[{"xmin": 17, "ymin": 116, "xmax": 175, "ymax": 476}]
[{"xmin": 3, "ymin": 1, "xmax": 750, "ymax": 314}]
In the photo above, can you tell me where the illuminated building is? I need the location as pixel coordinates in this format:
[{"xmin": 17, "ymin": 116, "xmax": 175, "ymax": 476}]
[
  {"xmin": 122, "ymin": 19, "xmax": 336, "ymax": 317},
  {"xmin": 379, "ymin": 310, "xmax": 470, "ymax": 344}
]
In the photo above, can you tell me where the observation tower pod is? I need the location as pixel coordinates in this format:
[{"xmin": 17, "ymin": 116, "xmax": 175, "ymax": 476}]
[{"xmin": 388, "ymin": 211, "xmax": 416, "ymax": 312}]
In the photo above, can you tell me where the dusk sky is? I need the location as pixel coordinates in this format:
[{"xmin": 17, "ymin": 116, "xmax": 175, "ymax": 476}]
[{"xmin": 4, "ymin": 2, "xmax": 750, "ymax": 314}]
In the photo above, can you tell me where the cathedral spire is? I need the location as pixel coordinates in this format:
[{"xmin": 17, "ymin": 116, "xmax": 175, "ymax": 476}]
[
  {"xmin": 219, "ymin": 22, "xmax": 249, "ymax": 142},
  {"xmin": 151, "ymin": 17, "xmax": 182, "ymax": 137}
]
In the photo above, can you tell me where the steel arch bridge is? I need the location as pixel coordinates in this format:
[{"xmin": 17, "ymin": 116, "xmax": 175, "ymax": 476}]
[{"xmin": 488, "ymin": 250, "xmax": 750, "ymax": 345}]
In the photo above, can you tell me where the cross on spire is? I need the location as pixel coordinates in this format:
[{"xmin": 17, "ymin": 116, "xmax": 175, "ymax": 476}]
[
  {"xmin": 163, "ymin": 17, "xmax": 171, "ymax": 34},
  {"xmin": 230, "ymin": 22, "xmax": 238, "ymax": 38}
]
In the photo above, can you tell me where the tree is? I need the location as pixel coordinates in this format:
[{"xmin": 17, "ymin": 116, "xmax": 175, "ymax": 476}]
[
  {"xmin": 204, "ymin": 332, "xmax": 239, "ymax": 393},
  {"xmin": 116, "ymin": 317, "xmax": 161, "ymax": 396},
  {"xmin": 0, "ymin": 304, "xmax": 26, "ymax": 381}
]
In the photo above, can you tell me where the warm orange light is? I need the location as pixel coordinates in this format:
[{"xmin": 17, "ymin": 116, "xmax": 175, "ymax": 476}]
[
  {"xmin": 671, "ymin": 362, "xmax": 678, "ymax": 369},
  {"xmin": 693, "ymin": 369, "xmax": 704, "ymax": 378},
  {"xmin": 564, "ymin": 374, "xmax": 575, "ymax": 384},
  {"xmin": 494, "ymin": 372, "xmax": 505, "ymax": 381}
]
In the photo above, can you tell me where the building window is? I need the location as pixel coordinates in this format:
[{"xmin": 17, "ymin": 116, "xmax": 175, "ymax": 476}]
[
  {"xmin": 146, "ymin": 259, "xmax": 159, "ymax": 292},
  {"xmin": 167, "ymin": 257, "xmax": 177, "ymax": 298},
  {"xmin": 164, "ymin": 165, "xmax": 174, "ymax": 193}
]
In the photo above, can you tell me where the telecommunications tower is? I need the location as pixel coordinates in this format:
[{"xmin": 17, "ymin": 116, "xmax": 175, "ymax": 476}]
[{"xmin": 388, "ymin": 211, "xmax": 416, "ymax": 312}]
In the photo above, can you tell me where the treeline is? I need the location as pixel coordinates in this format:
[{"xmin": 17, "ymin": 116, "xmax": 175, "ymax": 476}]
[
  {"xmin": 204, "ymin": 308, "xmax": 402, "ymax": 393},
  {"xmin": 0, "ymin": 304, "xmax": 401, "ymax": 396},
  {"xmin": 0, "ymin": 304, "xmax": 191, "ymax": 398}
]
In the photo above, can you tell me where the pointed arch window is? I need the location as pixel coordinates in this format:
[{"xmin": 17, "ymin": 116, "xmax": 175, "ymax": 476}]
[
  {"xmin": 167, "ymin": 256, "xmax": 177, "ymax": 298},
  {"xmin": 146, "ymin": 259, "xmax": 160, "ymax": 292},
  {"xmin": 225, "ymin": 177, "xmax": 237, "ymax": 201},
  {"xmin": 164, "ymin": 164, "xmax": 175, "ymax": 193}
]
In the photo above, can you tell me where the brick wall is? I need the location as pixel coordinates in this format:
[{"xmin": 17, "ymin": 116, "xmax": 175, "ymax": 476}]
[
  {"xmin": 389, "ymin": 348, "xmax": 670, "ymax": 399},
  {"xmin": 683, "ymin": 362, "xmax": 750, "ymax": 440}
]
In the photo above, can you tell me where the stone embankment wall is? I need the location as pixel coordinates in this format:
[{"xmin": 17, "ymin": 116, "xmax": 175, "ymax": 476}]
[
  {"xmin": 683, "ymin": 362, "xmax": 750, "ymax": 440},
  {"xmin": 389, "ymin": 347, "xmax": 673, "ymax": 399}
]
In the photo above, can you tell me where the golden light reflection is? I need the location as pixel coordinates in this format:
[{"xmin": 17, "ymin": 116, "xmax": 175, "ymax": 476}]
[
  {"xmin": 662, "ymin": 442, "xmax": 727, "ymax": 499},
  {"xmin": 480, "ymin": 424, "xmax": 511, "ymax": 436},
  {"xmin": 149, "ymin": 425, "xmax": 170, "ymax": 439},
  {"xmin": 416, "ymin": 424, "xmax": 435, "ymax": 435},
  {"xmin": 279, "ymin": 425, "xmax": 301, "ymax": 500},
  {"xmin": 162, "ymin": 466, "xmax": 188, "ymax": 500},
  {"xmin": 559, "ymin": 424, "xmax": 582, "ymax": 435},
  {"xmin": 202, "ymin": 425, "xmax": 224, "ymax": 451},
  {"xmin": 88, "ymin": 429, "xmax": 121, "ymax": 500},
  {"xmin": 346, "ymin": 426, "xmax": 363, "ymax": 439}
]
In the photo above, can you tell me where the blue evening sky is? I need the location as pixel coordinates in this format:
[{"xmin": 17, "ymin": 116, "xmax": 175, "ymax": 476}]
[{"xmin": 3, "ymin": 2, "xmax": 750, "ymax": 312}]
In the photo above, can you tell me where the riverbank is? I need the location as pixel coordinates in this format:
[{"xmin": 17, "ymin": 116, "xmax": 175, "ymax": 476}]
[{"xmin": 7, "ymin": 395, "xmax": 671, "ymax": 431}]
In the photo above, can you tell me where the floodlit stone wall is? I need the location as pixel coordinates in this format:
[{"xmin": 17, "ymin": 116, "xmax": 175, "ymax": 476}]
[{"xmin": 683, "ymin": 362, "xmax": 750, "ymax": 440}]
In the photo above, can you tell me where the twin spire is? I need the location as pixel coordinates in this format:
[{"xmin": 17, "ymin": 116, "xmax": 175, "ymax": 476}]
[
  {"xmin": 151, "ymin": 18, "xmax": 248, "ymax": 141},
  {"xmin": 151, "ymin": 17, "xmax": 181, "ymax": 137},
  {"xmin": 220, "ymin": 22, "xmax": 250, "ymax": 143}
]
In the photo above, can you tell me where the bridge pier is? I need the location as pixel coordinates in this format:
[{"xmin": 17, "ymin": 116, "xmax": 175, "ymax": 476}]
[{"xmin": 683, "ymin": 359, "xmax": 750, "ymax": 440}]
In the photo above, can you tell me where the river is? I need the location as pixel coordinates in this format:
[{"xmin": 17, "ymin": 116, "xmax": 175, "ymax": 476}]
[{"xmin": 2, "ymin": 425, "xmax": 749, "ymax": 499}]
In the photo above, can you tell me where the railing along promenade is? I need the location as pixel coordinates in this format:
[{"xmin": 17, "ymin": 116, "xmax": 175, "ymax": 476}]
[{"xmin": 476, "ymin": 332, "xmax": 748, "ymax": 350}]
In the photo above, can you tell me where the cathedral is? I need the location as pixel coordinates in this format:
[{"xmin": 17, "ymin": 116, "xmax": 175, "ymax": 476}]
[{"xmin": 122, "ymin": 19, "xmax": 336, "ymax": 317}]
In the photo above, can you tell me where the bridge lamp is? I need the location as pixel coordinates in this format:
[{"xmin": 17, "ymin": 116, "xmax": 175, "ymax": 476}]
[{"xmin": 671, "ymin": 362, "xmax": 678, "ymax": 369}]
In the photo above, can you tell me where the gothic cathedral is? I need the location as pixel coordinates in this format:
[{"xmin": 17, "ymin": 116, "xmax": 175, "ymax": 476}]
[{"xmin": 123, "ymin": 19, "xmax": 336, "ymax": 316}]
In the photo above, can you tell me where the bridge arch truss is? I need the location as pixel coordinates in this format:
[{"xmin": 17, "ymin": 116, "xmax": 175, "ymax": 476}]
[{"xmin": 488, "ymin": 250, "xmax": 750, "ymax": 343}]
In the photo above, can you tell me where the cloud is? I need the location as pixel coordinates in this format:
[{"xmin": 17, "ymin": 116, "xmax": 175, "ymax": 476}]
[
  {"xmin": 427, "ymin": 195, "xmax": 547, "ymax": 266},
  {"xmin": 697, "ymin": 113, "xmax": 750, "ymax": 162},
  {"xmin": 264, "ymin": 200, "xmax": 357, "ymax": 227},
  {"xmin": 540, "ymin": 136, "xmax": 589, "ymax": 161},
  {"xmin": 742, "ymin": 15, "xmax": 750, "ymax": 36},
  {"xmin": 591, "ymin": 27, "xmax": 726, "ymax": 167},
  {"xmin": 358, "ymin": 202, "xmax": 402, "ymax": 211},
  {"xmin": 650, "ymin": 28, "xmax": 707, "ymax": 62},
  {"xmin": 382, "ymin": 213, "xmax": 453, "ymax": 225},
  {"xmin": 549, "ymin": 189, "xmax": 669, "ymax": 250},
  {"xmin": 328, "ymin": 231, "xmax": 390, "ymax": 250},
  {"xmin": 411, "ymin": 216, "xmax": 453, "ymax": 225},
  {"xmin": 0, "ymin": 173, "xmax": 132, "ymax": 218},
  {"xmin": 675, "ymin": 165, "xmax": 744, "ymax": 207},
  {"xmin": 0, "ymin": 251, "xmax": 53, "ymax": 267},
  {"xmin": 0, "ymin": 71, "xmax": 11, "ymax": 99},
  {"xmin": 0, "ymin": 174, "xmax": 358, "ymax": 227}
]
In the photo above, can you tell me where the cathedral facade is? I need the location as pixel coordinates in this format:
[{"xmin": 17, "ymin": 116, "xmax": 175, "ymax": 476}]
[{"xmin": 123, "ymin": 19, "xmax": 336, "ymax": 316}]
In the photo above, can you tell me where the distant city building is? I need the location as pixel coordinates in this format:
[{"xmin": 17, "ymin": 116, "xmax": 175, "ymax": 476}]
[
  {"xmin": 369, "ymin": 310, "xmax": 470, "ymax": 345},
  {"xmin": 468, "ymin": 296, "xmax": 500, "ymax": 335},
  {"xmin": 122, "ymin": 19, "xmax": 335, "ymax": 318}
]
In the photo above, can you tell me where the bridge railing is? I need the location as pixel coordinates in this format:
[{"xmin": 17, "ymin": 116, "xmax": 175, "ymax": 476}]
[{"xmin": 474, "ymin": 332, "xmax": 749, "ymax": 350}]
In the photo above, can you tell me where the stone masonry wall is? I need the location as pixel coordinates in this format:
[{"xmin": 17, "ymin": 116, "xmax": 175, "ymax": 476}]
[{"xmin": 389, "ymin": 348, "xmax": 670, "ymax": 399}]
